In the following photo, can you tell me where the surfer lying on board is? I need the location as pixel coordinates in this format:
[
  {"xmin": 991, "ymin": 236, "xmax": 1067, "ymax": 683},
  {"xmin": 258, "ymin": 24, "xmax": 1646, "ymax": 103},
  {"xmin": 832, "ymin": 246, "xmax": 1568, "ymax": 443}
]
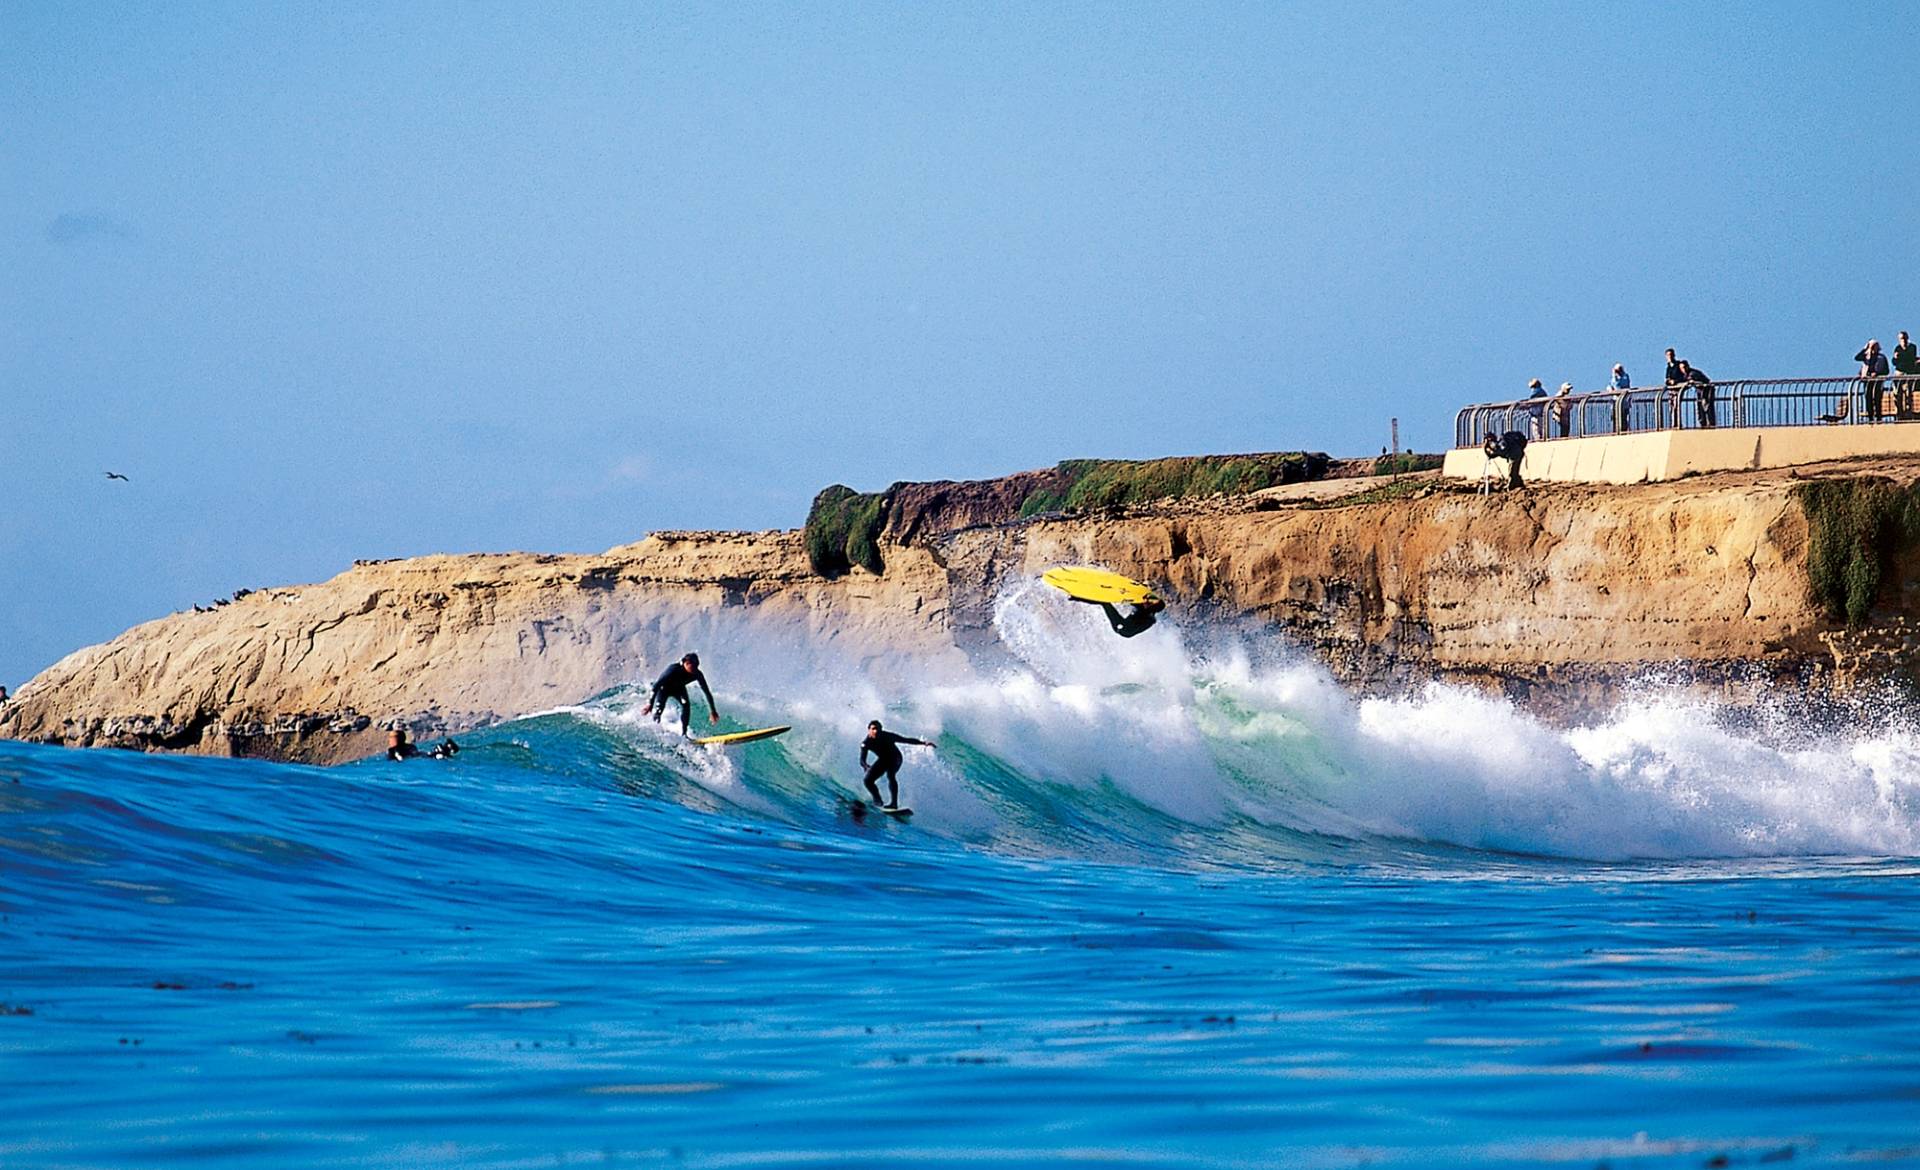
[
  {"xmin": 644, "ymin": 652, "xmax": 720, "ymax": 735},
  {"xmin": 861, "ymin": 720, "xmax": 932, "ymax": 810},
  {"xmin": 1096, "ymin": 598, "xmax": 1165, "ymax": 638}
]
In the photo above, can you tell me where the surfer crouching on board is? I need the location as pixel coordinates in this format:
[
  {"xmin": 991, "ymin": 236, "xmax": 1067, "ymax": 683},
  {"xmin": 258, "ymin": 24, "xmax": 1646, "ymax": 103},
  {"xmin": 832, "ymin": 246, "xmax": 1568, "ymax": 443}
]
[
  {"xmin": 645, "ymin": 652, "xmax": 720, "ymax": 735},
  {"xmin": 860, "ymin": 720, "xmax": 932, "ymax": 810}
]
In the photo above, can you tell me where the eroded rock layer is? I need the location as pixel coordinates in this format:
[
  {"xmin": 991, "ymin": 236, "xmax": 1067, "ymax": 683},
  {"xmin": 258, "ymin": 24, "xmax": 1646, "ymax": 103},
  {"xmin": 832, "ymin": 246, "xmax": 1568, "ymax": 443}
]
[{"xmin": 7, "ymin": 461, "xmax": 1914, "ymax": 764}]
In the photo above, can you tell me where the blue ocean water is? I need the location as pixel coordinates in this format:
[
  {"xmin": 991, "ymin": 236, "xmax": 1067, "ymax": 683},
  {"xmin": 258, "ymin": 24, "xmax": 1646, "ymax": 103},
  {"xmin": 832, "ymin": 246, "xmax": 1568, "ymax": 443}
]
[{"xmin": 6, "ymin": 593, "xmax": 1920, "ymax": 1166}]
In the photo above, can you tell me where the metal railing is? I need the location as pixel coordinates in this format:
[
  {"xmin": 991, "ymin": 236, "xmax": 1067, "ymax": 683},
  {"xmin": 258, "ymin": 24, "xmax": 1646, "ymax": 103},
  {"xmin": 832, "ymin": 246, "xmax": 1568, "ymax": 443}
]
[{"xmin": 1452, "ymin": 375, "xmax": 1920, "ymax": 449}]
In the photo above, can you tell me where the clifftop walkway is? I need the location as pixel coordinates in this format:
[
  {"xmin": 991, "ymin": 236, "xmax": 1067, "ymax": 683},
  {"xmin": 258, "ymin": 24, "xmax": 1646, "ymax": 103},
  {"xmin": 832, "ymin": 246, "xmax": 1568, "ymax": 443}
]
[{"xmin": 1445, "ymin": 374, "xmax": 1920, "ymax": 484}]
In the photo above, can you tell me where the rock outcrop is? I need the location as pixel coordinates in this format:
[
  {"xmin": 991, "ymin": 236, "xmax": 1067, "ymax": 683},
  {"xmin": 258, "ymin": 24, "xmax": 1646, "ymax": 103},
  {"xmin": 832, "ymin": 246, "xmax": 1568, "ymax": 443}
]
[
  {"xmin": 6, "ymin": 457, "xmax": 1917, "ymax": 764},
  {"xmin": 0, "ymin": 532, "xmax": 964, "ymax": 764}
]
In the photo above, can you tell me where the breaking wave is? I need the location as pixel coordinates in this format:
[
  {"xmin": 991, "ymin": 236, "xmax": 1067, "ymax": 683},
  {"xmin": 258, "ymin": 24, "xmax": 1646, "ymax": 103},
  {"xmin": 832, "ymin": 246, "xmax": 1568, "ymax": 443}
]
[{"xmin": 478, "ymin": 580, "xmax": 1920, "ymax": 866}]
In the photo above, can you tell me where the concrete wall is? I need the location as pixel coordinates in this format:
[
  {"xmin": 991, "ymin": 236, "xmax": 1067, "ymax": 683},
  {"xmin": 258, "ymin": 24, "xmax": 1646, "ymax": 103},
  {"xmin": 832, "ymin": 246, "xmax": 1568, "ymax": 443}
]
[{"xmin": 1444, "ymin": 423, "xmax": 1920, "ymax": 484}]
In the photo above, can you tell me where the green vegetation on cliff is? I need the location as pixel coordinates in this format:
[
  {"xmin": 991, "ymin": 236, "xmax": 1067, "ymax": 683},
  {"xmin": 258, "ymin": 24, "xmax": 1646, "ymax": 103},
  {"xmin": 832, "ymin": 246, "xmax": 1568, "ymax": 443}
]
[
  {"xmin": 804, "ymin": 485, "xmax": 891, "ymax": 578},
  {"xmin": 1015, "ymin": 453, "xmax": 1326, "ymax": 518},
  {"xmin": 1798, "ymin": 478, "xmax": 1920, "ymax": 626},
  {"xmin": 1372, "ymin": 452, "xmax": 1444, "ymax": 476},
  {"xmin": 804, "ymin": 451, "xmax": 1352, "ymax": 576}
]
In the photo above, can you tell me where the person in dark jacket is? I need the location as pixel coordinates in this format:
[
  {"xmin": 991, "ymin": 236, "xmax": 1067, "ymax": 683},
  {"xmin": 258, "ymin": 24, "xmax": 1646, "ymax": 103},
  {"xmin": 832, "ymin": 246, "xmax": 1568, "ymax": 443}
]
[
  {"xmin": 387, "ymin": 728, "xmax": 420, "ymax": 761},
  {"xmin": 385, "ymin": 728, "xmax": 459, "ymax": 761},
  {"xmin": 1677, "ymin": 360, "xmax": 1716, "ymax": 428},
  {"xmin": 1892, "ymin": 331, "xmax": 1918, "ymax": 419},
  {"xmin": 1484, "ymin": 430, "xmax": 1528, "ymax": 490},
  {"xmin": 645, "ymin": 652, "xmax": 719, "ymax": 735},
  {"xmin": 860, "ymin": 720, "xmax": 933, "ymax": 810},
  {"xmin": 1857, "ymin": 340, "xmax": 1891, "ymax": 422},
  {"xmin": 1663, "ymin": 348, "xmax": 1684, "ymax": 427}
]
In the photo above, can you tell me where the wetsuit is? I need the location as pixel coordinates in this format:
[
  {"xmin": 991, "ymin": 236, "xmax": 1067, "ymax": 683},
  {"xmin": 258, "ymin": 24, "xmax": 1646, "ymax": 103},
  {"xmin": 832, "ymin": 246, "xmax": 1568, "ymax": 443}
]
[
  {"xmin": 860, "ymin": 729, "xmax": 928, "ymax": 809},
  {"xmin": 648, "ymin": 663, "xmax": 716, "ymax": 734},
  {"xmin": 1096, "ymin": 600, "xmax": 1161, "ymax": 638},
  {"xmin": 388, "ymin": 738, "xmax": 456, "ymax": 761}
]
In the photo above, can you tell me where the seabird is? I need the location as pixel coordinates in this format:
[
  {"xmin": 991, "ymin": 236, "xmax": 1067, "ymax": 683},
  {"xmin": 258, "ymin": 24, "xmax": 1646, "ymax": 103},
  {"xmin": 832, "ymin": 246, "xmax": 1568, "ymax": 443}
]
[{"xmin": 104, "ymin": 472, "xmax": 129, "ymax": 481}]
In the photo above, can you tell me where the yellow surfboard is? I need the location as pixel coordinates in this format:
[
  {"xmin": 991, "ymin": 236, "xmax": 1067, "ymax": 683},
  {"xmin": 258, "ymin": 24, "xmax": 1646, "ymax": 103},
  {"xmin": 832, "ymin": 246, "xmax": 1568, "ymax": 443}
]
[
  {"xmin": 1041, "ymin": 566, "xmax": 1162, "ymax": 607},
  {"xmin": 693, "ymin": 725, "xmax": 791, "ymax": 747}
]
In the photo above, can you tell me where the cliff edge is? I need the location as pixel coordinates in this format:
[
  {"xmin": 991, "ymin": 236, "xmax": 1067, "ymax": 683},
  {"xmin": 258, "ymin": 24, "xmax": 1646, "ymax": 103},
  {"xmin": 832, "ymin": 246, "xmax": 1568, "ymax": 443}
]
[{"xmin": 7, "ymin": 457, "xmax": 1920, "ymax": 764}]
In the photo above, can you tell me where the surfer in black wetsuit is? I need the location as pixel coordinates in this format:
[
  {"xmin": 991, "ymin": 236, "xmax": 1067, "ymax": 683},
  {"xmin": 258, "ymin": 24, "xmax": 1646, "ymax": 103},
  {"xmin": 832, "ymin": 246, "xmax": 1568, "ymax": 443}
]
[
  {"xmin": 1095, "ymin": 598, "xmax": 1165, "ymax": 638},
  {"xmin": 860, "ymin": 720, "xmax": 931, "ymax": 810},
  {"xmin": 386, "ymin": 729, "xmax": 420, "ymax": 761},
  {"xmin": 386, "ymin": 728, "xmax": 459, "ymax": 761},
  {"xmin": 645, "ymin": 652, "xmax": 719, "ymax": 735}
]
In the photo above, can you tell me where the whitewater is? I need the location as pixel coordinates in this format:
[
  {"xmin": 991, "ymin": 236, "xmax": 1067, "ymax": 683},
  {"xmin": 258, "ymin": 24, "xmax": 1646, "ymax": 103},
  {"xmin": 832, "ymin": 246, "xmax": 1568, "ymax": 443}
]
[{"xmin": 4, "ymin": 582, "xmax": 1919, "ymax": 1166}]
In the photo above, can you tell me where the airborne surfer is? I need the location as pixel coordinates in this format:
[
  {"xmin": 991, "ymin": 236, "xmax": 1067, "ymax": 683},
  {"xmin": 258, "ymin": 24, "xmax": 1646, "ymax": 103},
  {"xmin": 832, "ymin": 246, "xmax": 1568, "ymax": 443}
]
[
  {"xmin": 860, "ymin": 719, "xmax": 932, "ymax": 811},
  {"xmin": 644, "ymin": 652, "xmax": 720, "ymax": 735},
  {"xmin": 1096, "ymin": 597, "xmax": 1164, "ymax": 638},
  {"xmin": 1040, "ymin": 566, "xmax": 1168, "ymax": 638}
]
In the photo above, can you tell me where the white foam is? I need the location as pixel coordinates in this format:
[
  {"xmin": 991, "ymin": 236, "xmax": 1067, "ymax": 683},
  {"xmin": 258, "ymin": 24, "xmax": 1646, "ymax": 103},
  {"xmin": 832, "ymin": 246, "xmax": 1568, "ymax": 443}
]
[{"xmin": 552, "ymin": 576, "xmax": 1920, "ymax": 862}]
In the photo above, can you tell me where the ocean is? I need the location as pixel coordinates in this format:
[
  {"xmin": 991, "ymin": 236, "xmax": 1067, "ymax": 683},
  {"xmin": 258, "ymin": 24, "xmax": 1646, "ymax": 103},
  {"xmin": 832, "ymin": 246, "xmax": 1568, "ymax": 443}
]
[{"xmin": 5, "ymin": 583, "xmax": 1920, "ymax": 1167}]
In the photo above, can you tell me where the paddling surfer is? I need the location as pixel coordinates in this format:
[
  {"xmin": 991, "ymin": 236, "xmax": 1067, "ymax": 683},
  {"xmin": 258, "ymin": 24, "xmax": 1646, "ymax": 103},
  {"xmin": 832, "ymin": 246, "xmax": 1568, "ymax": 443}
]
[
  {"xmin": 645, "ymin": 652, "xmax": 719, "ymax": 735},
  {"xmin": 385, "ymin": 728, "xmax": 459, "ymax": 761},
  {"xmin": 860, "ymin": 720, "xmax": 932, "ymax": 810}
]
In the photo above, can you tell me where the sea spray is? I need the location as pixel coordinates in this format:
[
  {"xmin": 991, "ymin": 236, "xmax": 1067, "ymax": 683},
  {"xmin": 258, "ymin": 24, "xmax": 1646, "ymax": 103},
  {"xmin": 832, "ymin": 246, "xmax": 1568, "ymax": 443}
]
[{"xmin": 530, "ymin": 581, "xmax": 1920, "ymax": 864}]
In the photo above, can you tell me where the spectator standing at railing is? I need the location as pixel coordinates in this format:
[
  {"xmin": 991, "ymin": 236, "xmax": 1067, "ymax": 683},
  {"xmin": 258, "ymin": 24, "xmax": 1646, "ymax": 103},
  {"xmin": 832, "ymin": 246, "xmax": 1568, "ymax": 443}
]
[
  {"xmin": 1525, "ymin": 378, "xmax": 1547, "ymax": 438},
  {"xmin": 1856, "ymin": 339, "xmax": 1891, "ymax": 422},
  {"xmin": 1677, "ymin": 359, "xmax": 1717, "ymax": 428},
  {"xmin": 1611, "ymin": 364, "xmax": 1631, "ymax": 391},
  {"xmin": 1552, "ymin": 382, "xmax": 1574, "ymax": 437},
  {"xmin": 1609, "ymin": 365, "xmax": 1631, "ymax": 433},
  {"xmin": 1663, "ymin": 349, "xmax": 1684, "ymax": 427},
  {"xmin": 1893, "ymin": 331, "xmax": 1918, "ymax": 419}
]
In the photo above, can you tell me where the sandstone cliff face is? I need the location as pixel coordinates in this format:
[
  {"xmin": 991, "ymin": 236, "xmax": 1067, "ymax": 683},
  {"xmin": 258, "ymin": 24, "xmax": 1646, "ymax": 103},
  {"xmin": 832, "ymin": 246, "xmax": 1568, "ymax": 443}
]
[
  {"xmin": 940, "ymin": 477, "xmax": 1822, "ymax": 708},
  {"xmin": 0, "ymin": 532, "xmax": 963, "ymax": 764},
  {"xmin": 1, "ymin": 464, "xmax": 1900, "ymax": 765}
]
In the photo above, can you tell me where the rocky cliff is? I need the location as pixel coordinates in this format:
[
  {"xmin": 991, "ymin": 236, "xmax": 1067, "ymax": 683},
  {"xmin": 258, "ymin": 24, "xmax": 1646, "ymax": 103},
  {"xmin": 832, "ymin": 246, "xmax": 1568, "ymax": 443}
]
[{"xmin": 6, "ymin": 458, "xmax": 1917, "ymax": 764}]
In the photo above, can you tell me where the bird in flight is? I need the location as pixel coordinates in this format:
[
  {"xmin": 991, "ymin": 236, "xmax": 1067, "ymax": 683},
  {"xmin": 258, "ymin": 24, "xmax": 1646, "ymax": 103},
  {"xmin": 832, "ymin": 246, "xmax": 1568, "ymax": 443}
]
[{"xmin": 104, "ymin": 472, "xmax": 130, "ymax": 481}]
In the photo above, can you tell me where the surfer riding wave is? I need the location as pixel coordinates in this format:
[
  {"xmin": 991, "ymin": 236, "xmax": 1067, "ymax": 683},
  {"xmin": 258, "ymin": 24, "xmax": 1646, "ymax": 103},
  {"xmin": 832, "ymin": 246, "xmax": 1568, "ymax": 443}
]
[{"xmin": 644, "ymin": 652, "xmax": 719, "ymax": 735}]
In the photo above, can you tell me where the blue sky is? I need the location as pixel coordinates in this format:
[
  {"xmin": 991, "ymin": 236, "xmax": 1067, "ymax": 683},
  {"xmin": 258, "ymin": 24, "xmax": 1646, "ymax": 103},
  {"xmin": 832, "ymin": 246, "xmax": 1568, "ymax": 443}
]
[{"xmin": 4, "ymin": 2, "xmax": 1917, "ymax": 684}]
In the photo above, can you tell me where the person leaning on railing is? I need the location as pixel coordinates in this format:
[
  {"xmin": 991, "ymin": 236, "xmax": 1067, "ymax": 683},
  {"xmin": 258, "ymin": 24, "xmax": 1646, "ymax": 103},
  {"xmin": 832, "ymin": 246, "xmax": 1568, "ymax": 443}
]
[
  {"xmin": 1607, "ymin": 365, "xmax": 1631, "ymax": 433},
  {"xmin": 1522, "ymin": 378, "xmax": 1547, "ymax": 438},
  {"xmin": 1857, "ymin": 339, "xmax": 1891, "ymax": 422},
  {"xmin": 1552, "ymin": 382, "xmax": 1573, "ymax": 437},
  {"xmin": 1676, "ymin": 359, "xmax": 1716, "ymax": 428},
  {"xmin": 1894, "ymin": 331, "xmax": 1919, "ymax": 420}
]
